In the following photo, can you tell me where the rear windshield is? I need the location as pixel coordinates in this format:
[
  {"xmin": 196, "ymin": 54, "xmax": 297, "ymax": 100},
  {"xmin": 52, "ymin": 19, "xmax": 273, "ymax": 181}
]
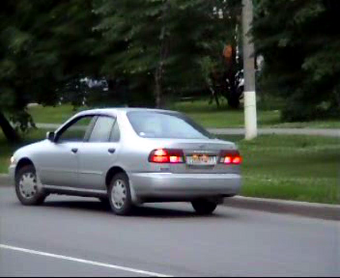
[{"xmin": 127, "ymin": 111, "xmax": 214, "ymax": 139}]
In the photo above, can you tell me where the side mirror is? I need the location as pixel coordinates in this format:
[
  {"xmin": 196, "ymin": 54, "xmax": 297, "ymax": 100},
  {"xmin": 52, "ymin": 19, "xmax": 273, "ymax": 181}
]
[{"xmin": 46, "ymin": 132, "xmax": 55, "ymax": 142}]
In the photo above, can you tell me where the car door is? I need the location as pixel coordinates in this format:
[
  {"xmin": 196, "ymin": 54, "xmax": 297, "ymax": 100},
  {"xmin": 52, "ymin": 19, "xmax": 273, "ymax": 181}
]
[
  {"xmin": 77, "ymin": 115, "xmax": 121, "ymax": 190},
  {"xmin": 38, "ymin": 116, "xmax": 96, "ymax": 188}
]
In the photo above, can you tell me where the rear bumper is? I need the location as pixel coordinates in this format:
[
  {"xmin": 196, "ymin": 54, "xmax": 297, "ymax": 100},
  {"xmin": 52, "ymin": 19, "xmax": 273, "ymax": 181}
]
[{"xmin": 129, "ymin": 172, "xmax": 241, "ymax": 199}]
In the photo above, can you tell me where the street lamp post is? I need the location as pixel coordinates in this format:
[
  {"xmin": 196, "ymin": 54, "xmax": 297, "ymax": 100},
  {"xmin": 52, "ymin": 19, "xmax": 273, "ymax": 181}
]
[{"xmin": 242, "ymin": 0, "xmax": 258, "ymax": 140}]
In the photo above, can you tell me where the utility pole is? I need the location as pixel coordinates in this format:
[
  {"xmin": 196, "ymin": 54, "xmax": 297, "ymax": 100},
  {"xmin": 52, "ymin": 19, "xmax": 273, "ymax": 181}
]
[{"xmin": 242, "ymin": 0, "xmax": 257, "ymax": 140}]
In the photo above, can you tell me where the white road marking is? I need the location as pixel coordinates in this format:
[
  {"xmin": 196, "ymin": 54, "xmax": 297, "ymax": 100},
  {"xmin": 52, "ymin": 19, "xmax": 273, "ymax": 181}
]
[{"xmin": 0, "ymin": 244, "xmax": 172, "ymax": 277}]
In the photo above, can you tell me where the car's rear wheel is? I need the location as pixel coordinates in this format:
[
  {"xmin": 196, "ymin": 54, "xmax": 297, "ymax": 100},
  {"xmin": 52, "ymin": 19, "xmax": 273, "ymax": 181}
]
[
  {"xmin": 191, "ymin": 199, "xmax": 218, "ymax": 215},
  {"xmin": 108, "ymin": 173, "xmax": 133, "ymax": 216},
  {"xmin": 15, "ymin": 165, "xmax": 47, "ymax": 206}
]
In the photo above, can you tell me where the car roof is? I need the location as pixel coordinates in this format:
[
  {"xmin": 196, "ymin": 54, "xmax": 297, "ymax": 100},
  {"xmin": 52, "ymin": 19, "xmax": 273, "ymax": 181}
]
[{"xmin": 76, "ymin": 107, "xmax": 180, "ymax": 117}]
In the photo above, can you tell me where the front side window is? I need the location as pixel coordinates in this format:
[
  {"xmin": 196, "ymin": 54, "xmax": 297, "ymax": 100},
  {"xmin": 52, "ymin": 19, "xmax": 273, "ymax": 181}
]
[
  {"xmin": 88, "ymin": 116, "xmax": 116, "ymax": 143},
  {"xmin": 57, "ymin": 116, "xmax": 95, "ymax": 143},
  {"xmin": 127, "ymin": 111, "xmax": 213, "ymax": 139}
]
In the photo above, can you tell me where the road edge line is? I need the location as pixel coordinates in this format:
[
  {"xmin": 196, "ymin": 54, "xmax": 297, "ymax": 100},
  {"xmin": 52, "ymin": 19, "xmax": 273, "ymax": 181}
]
[{"xmin": 0, "ymin": 244, "xmax": 173, "ymax": 277}]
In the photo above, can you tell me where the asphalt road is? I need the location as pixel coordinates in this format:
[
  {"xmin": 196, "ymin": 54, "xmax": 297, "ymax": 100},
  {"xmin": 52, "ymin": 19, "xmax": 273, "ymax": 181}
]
[{"xmin": 0, "ymin": 187, "xmax": 339, "ymax": 277}]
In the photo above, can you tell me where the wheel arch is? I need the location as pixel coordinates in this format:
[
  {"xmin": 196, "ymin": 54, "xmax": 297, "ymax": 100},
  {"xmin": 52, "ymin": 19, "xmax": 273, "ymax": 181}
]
[
  {"xmin": 15, "ymin": 158, "xmax": 36, "ymax": 178},
  {"xmin": 105, "ymin": 166, "xmax": 139, "ymax": 204},
  {"xmin": 105, "ymin": 166, "xmax": 128, "ymax": 189}
]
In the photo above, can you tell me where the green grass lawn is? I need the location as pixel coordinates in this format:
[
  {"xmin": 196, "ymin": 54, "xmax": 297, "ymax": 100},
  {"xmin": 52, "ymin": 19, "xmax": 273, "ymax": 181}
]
[
  {"xmin": 1, "ymin": 128, "xmax": 339, "ymax": 204},
  {"xmin": 28, "ymin": 101, "xmax": 340, "ymax": 129},
  {"xmin": 171, "ymin": 100, "xmax": 340, "ymax": 128},
  {"xmin": 220, "ymin": 134, "xmax": 340, "ymax": 204},
  {"xmin": 28, "ymin": 104, "xmax": 87, "ymax": 124}
]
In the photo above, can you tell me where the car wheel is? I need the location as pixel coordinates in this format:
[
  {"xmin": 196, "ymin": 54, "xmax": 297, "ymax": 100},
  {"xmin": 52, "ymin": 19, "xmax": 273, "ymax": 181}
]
[
  {"xmin": 15, "ymin": 165, "xmax": 47, "ymax": 206},
  {"xmin": 108, "ymin": 173, "xmax": 133, "ymax": 216},
  {"xmin": 98, "ymin": 197, "xmax": 111, "ymax": 208},
  {"xmin": 191, "ymin": 199, "xmax": 218, "ymax": 215}
]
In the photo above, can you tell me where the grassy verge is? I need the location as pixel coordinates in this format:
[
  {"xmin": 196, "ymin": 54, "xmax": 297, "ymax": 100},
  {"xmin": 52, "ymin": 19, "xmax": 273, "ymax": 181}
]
[
  {"xmin": 28, "ymin": 101, "xmax": 340, "ymax": 129},
  {"xmin": 1, "ymin": 130, "xmax": 339, "ymax": 204},
  {"xmin": 29, "ymin": 104, "xmax": 87, "ymax": 124},
  {"xmin": 219, "ymin": 134, "xmax": 340, "ymax": 204},
  {"xmin": 0, "ymin": 129, "xmax": 48, "ymax": 173},
  {"xmin": 171, "ymin": 100, "xmax": 340, "ymax": 128}
]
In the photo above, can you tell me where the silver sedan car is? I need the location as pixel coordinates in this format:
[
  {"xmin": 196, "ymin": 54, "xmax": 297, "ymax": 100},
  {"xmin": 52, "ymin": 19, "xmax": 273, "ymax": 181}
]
[{"xmin": 9, "ymin": 108, "xmax": 242, "ymax": 215}]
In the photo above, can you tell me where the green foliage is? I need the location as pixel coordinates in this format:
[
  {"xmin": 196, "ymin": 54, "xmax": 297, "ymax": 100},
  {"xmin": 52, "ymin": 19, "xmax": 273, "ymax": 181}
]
[
  {"xmin": 253, "ymin": 0, "xmax": 340, "ymax": 121},
  {"xmin": 93, "ymin": 0, "xmax": 242, "ymax": 107},
  {"xmin": 0, "ymin": 0, "xmax": 244, "ymax": 141},
  {"xmin": 0, "ymin": 0, "xmax": 99, "ymax": 134}
]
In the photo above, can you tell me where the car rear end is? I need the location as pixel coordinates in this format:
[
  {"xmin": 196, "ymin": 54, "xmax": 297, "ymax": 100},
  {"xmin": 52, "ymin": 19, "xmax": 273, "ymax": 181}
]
[
  {"xmin": 123, "ymin": 110, "xmax": 242, "ymax": 203},
  {"xmin": 129, "ymin": 139, "xmax": 241, "ymax": 201}
]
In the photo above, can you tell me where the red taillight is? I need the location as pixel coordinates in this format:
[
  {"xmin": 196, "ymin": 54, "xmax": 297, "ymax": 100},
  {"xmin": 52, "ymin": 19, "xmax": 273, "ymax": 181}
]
[
  {"xmin": 232, "ymin": 156, "xmax": 242, "ymax": 165},
  {"xmin": 149, "ymin": 149, "xmax": 184, "ymax": 164},
  {"xmin": 220, "ymin": 150, "xmax": 242, "ymax": 165},
  {"xmin": 169, "ymin": 155, "xmax": 182, "ymax": 163},
  {"xmin": 224, "ymin": 156, "xmax": 232, "ymax": 164}
]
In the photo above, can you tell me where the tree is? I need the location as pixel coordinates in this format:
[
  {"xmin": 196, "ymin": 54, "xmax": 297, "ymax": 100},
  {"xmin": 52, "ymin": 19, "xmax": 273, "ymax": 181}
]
[
  {"xmin": 198, "ymin": 1, "xmax": 243, "ymax": 109},
  {"xmin": 94, "ymin": 0, "xmax": 242, "ymax": 108},
  {"xmin": 253, "ymin": 0, "xmax": 340, "ymax": 121},
  {"xmin": 0, "ymin": 0, "xmax": 244, "ymax": 143},
  {"xmin": 0, "ymin": 0, "xmax": 99, "ymax": 141}
]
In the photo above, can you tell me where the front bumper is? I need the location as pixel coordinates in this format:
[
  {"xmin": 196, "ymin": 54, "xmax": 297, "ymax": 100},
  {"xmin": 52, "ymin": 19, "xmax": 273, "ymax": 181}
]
[
  {"xmin": 8, "ymin": 165, "xmax": 16, "ymax": 185},
  {"xmin": 129, "ymin": 172, "xmax": 241, "ymax": 199}
]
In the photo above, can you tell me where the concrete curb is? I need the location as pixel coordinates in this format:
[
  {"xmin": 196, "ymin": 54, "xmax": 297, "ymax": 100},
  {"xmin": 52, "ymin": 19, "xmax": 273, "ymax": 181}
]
[
  {"xmin": 224, "ymin": 196, "xmax": 340, "ymax": 221},
  {"xmin": 0, "ymin": 174, "xmax": 338, "ymax": 220}
]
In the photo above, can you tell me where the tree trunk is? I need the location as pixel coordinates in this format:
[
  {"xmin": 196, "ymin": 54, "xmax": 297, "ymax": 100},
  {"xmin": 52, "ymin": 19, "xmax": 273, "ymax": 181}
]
[
  {"xmin": 154, "ymin": 37, "xmax": 167, "ymax": 109},
  {"xmin": 226, "ymin": 90, "xmax": 240, "ymax": 109},
  {"xmin": 209, "ymin": 87, "xmax": 220, "ymax": 108},
  {"xmin": 154, "ymin": 1, "xmax": 170, "ymax": 109},
  {"xmin": 154, "ymin": 47, "xmax": 167, "ymax": 109},
  {"xmin": 154, "ymin": 72, "xmax": 163, "ymax": 109},
  {"xmin": 0, "ymin": 111, "xmax": 20, "ymax": 143}
]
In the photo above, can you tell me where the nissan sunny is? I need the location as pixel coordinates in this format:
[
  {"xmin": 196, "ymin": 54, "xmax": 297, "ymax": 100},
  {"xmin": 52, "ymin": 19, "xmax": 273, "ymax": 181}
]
[{"xmin": 9, "ymin": 108, "xmax": 242, "ymax": 216}]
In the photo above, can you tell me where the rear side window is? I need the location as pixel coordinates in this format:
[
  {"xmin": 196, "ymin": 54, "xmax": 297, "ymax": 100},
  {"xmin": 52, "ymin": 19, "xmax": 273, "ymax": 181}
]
[
  {"xmin": 89, "ymin": 116, "xmax": 116, "ymax": 142},
  {"xmin": 127, "ymin": 111, "xmax": 213, "ymax": 139}
]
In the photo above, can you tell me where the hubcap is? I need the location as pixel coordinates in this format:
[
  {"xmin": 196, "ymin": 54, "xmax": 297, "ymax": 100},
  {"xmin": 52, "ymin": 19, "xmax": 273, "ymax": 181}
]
[
  {"xmin": 19, "ymin": 172, "xmax": 38, "ymax": 199},
  {"xmin": 111, "ymin": 179, "xmax": 127, "ymax": 210}
]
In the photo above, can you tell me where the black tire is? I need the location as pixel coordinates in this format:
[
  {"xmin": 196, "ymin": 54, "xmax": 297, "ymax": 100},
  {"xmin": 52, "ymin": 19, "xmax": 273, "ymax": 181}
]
[
  {"xmin": 15, "ymin": 165, "xmax": 47, "ymax": 206},
  {"xmin": 191, "ymin": 199, "xmax": 218, "ymax": 215},
  {"xmin": 108, "ymin": 173, "xmax": 133, "ymax": 216},
  {"xmin": 98, "ymin": 197, "xmax": 111, "ymax": 208}
]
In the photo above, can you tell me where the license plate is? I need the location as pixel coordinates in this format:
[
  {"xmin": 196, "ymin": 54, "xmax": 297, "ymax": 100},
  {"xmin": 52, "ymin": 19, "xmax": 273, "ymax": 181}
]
[{"xmin": 186, "ymin": 154, "xmax": 217, "ymax": 165}]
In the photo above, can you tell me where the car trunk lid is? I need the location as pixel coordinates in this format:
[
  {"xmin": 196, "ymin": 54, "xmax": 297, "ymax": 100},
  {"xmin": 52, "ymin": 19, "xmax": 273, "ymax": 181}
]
[{"xmin": 148, "ymin": 139, "xmax": 239, "ymax": 174}]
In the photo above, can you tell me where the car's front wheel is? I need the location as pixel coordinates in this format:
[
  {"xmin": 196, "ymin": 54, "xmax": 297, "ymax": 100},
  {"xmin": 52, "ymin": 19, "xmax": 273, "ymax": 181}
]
[
  {"xmin": 98, "ymin": 197, "xmax": 111, "ymax": 209},
  {"xmin": 191, "ymin": 199, "xmax": 218, "ymax": 215},
  {"xmin": 108, "ymin": 173, "xmax": 133, "ymax": 216},
  {"xmin": 15, "ymin": 165, "xmax": 47, "ymax": 206}
]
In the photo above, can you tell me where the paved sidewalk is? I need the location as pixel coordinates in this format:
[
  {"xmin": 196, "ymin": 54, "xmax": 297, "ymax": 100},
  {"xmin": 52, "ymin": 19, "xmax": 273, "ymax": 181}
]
[
  {"xmin": 37, "ymin": 123, "xmax": 340, "ymax": 137},
  {"xmin": 208, "ymin": 128, "xmax": 340, "ymax": 137},
  {"xmin": 36, "ymin": 123, "xmax": 61, "ymax": 130}
]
